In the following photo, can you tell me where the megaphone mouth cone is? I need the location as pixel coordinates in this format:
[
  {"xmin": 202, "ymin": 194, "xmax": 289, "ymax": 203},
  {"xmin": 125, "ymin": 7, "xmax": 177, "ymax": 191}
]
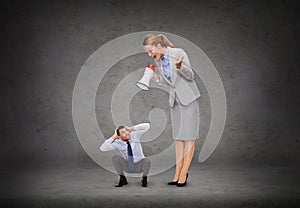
[{"xmin": 136, "ymin": 82, "xmax": 150, "ymax": 91}]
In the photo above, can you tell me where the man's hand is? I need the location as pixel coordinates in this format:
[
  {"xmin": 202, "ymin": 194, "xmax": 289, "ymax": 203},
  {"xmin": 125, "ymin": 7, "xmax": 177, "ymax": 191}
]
[
  {"xmin": 112, "ymin": 128, "xmax": 120, "ymax": 139},
  {"xmin": 125, "ymin": 126, "xmax": 134, "ymax": 132}
]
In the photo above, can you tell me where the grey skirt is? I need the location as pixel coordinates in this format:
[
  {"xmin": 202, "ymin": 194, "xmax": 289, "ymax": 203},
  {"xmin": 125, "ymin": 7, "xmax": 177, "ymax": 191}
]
[{"xmin": 171, "ymin": 95, "xmax": 200, "ymax": 141}]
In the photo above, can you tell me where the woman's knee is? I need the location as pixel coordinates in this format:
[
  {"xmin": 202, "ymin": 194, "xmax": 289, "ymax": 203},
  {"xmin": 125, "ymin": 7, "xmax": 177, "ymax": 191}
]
[{"xmin": 176, "ymin": 162, "xmax": 183, "ymax": 169}]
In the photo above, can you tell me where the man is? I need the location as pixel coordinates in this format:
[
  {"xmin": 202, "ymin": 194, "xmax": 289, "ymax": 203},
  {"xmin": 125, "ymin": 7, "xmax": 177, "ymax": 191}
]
[{"xmin": 100, "ymin": 123, "xmax": 151, "ymax": 187}]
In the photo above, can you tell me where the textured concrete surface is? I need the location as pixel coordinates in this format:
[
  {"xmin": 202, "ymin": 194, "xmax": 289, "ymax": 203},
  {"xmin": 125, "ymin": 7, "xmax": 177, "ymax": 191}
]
[
  {"xmin": 1, "ymin": 0, "xmax": 300, "ymax": 207},
  {"xmin": 2, "ymin": 0, "xmax": 299, "ymax": 167},
  {"xmin": 1, "ymin": 165, "xmax": 300, "ymax": 207}
]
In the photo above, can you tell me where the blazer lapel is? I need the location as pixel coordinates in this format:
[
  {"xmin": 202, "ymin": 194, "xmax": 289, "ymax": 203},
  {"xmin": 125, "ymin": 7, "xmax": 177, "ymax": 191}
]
[{"xmin": 169, "ymin": 49, "xmax": 177, "ymax": 87}]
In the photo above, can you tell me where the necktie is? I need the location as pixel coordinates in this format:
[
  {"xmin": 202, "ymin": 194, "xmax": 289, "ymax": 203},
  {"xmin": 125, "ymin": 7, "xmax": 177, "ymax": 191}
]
[{"xmin": 127, "ymin": 141, "xmax": 134, "ymax": 172}]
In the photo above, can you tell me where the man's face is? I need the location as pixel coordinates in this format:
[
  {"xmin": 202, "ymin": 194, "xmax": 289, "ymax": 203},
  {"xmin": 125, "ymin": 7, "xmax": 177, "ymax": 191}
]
[{"xmin": 119, "ymin": 127, "xmax": 131, "ymax": 141}]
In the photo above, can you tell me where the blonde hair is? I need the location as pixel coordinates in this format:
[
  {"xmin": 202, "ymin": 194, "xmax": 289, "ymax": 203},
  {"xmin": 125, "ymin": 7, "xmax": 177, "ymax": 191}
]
[{"xmin": 143, "ymin": 33, "xmax": 174, "ymax": 48}]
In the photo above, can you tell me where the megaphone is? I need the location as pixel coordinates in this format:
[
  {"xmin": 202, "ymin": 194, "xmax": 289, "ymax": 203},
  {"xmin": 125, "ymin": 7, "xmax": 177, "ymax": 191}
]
[{"xmin": 136, "ymin": 64, "xmax": 155, "ymax": 90}]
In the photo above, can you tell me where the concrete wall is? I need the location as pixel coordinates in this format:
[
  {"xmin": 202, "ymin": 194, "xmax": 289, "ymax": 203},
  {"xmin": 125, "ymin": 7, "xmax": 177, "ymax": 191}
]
[{"xmin": 1, "ymin": 0, "xmax": 299, "ymax": 169}]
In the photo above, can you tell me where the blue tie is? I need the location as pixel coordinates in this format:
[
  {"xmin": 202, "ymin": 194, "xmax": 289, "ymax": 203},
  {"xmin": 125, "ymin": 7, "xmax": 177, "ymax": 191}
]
[{"xmin": 127, "ymin": 141, "xmax": 134, "ymax": 172}]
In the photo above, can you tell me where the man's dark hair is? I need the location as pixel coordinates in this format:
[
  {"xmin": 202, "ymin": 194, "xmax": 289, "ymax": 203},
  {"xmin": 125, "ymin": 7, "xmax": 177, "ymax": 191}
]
[{"xmin": 116, "ymin": 126, "xmax": 125, "ymax": 136}]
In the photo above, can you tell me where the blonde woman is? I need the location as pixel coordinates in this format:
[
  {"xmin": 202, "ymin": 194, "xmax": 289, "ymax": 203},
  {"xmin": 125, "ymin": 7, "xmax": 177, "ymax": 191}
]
[{"xmin": 143, "ymin": 34, "xmax": 200, "ymax": 187}]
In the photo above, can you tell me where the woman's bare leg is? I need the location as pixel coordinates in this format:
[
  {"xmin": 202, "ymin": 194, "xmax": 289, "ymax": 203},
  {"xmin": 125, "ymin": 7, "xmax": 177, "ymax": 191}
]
[
  {"xmin": 172, "ymin": 140, "xmax": 185, "ymax": 182},
  {"xmin": 178, "ymin": 140, "xmax": 195, "ymax": 183}
]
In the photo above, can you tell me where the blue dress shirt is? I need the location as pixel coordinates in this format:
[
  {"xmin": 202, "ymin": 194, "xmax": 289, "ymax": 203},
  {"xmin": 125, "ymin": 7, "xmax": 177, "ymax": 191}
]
[{"xmin": 161, "ymin": 46, "xmax": 171, "ymax": 82}]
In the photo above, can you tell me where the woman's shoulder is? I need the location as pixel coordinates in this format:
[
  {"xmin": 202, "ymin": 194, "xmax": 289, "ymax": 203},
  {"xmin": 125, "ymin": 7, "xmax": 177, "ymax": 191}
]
[
  {"xmin": 169, "ymin": 47, "xmax": 183, "ymax": 51},
  {"xmin": 169, "ymin": 47, "xmax": 186, "ymax": 53},
  {"xmin": 169, "ymin": 47, "xmax": 187, "ymax": 57}
]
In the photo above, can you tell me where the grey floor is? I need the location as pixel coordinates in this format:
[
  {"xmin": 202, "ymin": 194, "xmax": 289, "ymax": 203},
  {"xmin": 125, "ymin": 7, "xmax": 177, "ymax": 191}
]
[{"xmin": 1, "ymin": 164, "xmax": 300, "ymax": 208}]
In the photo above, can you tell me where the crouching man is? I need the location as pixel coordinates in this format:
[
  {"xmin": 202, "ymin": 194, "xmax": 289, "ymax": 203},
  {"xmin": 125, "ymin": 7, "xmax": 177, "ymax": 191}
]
[{"xmin": 100, "ymin": 123, "xmax": 151, "ymax": 187}]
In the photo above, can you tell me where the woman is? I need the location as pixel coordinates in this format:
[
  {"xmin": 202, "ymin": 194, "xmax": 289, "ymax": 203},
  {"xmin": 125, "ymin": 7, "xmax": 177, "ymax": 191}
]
[{"xmin": 143, "ymin": 34, "xmax": 201, "ymax": 187}]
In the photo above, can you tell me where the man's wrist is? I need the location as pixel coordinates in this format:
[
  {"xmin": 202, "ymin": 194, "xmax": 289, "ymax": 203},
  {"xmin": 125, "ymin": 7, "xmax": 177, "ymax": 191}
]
[
  {"xmin": 112, "ymin": 135, "xmax": 118, "ymax": 139},
  {"xmin": 126, "ymin": 126, "xmax": 134, "ymax": 132}
]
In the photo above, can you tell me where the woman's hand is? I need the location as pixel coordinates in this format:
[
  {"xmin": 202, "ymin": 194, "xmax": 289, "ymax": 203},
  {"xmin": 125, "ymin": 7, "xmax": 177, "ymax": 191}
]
[
  {"xmin": 175, "ymin": 56, "xmax": 184, "ymax": 69},
  {"xmin": 151, "ymin": 73, "xmax": 160, "ymax": 82}
]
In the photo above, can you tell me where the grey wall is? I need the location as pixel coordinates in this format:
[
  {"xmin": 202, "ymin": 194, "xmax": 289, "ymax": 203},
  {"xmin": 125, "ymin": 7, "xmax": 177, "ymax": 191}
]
[{"xmin": 1, "ymin": 0, "xmax": 299, "ymax": 169}]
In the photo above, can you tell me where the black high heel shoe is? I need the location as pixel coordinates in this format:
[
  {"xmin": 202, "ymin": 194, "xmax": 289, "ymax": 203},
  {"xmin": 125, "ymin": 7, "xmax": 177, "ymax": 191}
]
[
  {"xmin": 167, "ymin": 180, "xmax": 178, "ymax": 185},
  {"xmin": 177, "ymin": 173, "xmax": 188, "ymax": 187}
]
